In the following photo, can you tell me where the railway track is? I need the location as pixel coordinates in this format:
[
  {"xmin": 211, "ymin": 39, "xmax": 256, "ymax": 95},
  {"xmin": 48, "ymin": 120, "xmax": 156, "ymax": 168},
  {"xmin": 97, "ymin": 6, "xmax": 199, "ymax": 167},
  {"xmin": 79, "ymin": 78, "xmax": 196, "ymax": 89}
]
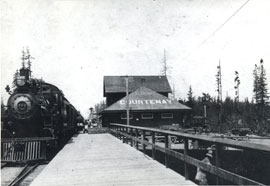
[
  {"xmin": 1, "ymin": 163, "xmax": 8, "ymax": 169},
  {"xmin": 1, "ymin": 163, "xmax": 40, "ymax": 186}
]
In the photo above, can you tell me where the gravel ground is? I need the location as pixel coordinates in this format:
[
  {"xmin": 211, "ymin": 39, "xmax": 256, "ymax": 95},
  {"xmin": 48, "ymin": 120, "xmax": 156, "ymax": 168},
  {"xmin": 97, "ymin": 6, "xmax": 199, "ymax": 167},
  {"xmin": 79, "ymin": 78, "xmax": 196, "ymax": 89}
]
[{"xmin": 1, "ymin": 166, "xmax": 24, "ymax": 186}]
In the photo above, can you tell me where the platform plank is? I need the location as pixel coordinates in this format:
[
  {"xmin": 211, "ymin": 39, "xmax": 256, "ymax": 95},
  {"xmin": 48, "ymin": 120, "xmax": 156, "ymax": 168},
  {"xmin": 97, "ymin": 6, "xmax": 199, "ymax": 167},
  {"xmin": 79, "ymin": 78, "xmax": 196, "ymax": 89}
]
[{"xmin": 30, "ymin": 133, "xmax": 196, "ymax": 186}]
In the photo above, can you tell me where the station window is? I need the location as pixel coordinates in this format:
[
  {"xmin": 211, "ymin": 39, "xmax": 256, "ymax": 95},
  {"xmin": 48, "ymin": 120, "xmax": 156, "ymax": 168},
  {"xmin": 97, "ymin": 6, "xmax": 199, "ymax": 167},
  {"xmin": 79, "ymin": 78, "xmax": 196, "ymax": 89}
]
[
  {"xmin": 121, "ymin": 114, "xmax": 133, "ymax": 120},
  {"xmin": 141, "ymin": 113, "xmax": 153, "ymax": 119},
  {"xmin": 161, "ymin": 113, "xmax": 173, "ymax": 119}
]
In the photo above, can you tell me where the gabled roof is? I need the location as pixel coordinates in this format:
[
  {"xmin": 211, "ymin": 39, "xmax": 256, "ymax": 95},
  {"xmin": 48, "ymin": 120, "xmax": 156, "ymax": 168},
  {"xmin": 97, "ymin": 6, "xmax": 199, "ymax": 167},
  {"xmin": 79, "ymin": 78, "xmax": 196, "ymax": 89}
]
[
  {"xmin": 103, "ymin": 76, "xmax": 172, "ymax": 96},
  {"xmin": 103, "ymin": 87, "xmax": 191, "ymax": 112}
]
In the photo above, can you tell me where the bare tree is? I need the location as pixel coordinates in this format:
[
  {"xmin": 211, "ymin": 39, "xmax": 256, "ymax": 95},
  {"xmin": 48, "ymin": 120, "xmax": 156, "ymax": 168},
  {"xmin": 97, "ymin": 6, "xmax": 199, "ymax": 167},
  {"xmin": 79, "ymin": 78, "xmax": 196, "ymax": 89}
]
[
  {"xmin": 234, "ymin": 71, "xmax": 240, "ymax": 102},
  {"xmin": 160, "ymin": 49, "xmax": 171, "ymax": 77},
  {"xmin": 216, "ymin": 61, "xmax": 222, "ymax": 132}
]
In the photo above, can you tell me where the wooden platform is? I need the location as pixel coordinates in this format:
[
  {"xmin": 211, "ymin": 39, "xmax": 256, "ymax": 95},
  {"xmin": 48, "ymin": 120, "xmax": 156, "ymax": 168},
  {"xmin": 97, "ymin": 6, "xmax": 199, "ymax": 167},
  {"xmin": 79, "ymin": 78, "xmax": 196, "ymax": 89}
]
[{"xmin": 30, "ymin": 133, "xmax": 196, "ymax": 186}]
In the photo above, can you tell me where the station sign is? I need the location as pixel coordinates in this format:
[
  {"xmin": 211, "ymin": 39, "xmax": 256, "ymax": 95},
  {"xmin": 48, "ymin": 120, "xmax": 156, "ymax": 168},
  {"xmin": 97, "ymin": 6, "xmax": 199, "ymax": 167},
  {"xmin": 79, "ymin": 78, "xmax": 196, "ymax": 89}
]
[{"xmin": 119, "ymin": 99, "xmax": 172, "ymax": 105}]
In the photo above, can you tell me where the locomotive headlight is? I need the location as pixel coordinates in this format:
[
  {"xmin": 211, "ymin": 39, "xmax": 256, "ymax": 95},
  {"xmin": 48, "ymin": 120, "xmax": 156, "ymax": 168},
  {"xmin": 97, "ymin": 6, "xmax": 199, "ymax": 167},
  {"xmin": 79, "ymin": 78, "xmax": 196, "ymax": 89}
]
[
  {"xmin": 17, "ymin": 101, "xmax": 28, "ymax": 112},
  {"xmin": 8, "ymin": 93, "xmax": 38, "ymax": 120},
  {"xmin": 16, "ymin": 76, "xmax": 26, "ymax": 86},
  {"xmin": 13, "ymin": 96, "xmax": 32, "ymax": 114}
]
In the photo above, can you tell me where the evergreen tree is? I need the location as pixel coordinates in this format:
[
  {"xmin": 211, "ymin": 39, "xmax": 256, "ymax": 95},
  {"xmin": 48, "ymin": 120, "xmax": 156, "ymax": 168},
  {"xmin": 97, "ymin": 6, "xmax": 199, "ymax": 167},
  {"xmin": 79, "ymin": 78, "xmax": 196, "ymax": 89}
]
[
  {"xmin": 22, "ymin": 49, "xmax": 26, "ymax": 68},
  {"xmin": 186, "ymin": 85, "xmax": 194, "ymax": 108},
  {"xmin": 253, "ymin": 64, "xmax": 259, "ymax": 103},
  {"xmin": 256, "ymin": 59, "xmax": 269, "ymax": 118},
  {"xmin": 94, "ymin": 100, "xmax": 107, "ymax": 114},
  {"xmin": 223, "ymin": 96, "xmax": 234, "ymax": 118}
]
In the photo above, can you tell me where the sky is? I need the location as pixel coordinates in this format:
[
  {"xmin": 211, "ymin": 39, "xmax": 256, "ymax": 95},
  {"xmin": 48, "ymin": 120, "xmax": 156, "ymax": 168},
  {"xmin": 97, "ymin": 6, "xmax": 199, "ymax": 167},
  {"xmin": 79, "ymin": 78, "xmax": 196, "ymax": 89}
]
[{"xmin": 1, "ymin": 0, "xmax": 270, "ymax": 118}]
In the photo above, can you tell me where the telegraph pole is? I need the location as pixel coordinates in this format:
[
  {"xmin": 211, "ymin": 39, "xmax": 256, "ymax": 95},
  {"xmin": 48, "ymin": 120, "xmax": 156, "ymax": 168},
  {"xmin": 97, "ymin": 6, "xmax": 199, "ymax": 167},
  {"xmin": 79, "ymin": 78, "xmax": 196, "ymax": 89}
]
[{"xmin": 125, "ymin": 75, "xmax": 129, "ymax": 126}]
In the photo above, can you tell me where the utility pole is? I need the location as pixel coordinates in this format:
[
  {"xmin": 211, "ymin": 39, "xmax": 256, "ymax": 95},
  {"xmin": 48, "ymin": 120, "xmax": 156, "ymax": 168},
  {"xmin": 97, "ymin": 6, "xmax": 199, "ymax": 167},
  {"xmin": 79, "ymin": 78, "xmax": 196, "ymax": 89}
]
[{"xmin": 125, "ymin": 75, "xmax": 129, "ymax": 126}]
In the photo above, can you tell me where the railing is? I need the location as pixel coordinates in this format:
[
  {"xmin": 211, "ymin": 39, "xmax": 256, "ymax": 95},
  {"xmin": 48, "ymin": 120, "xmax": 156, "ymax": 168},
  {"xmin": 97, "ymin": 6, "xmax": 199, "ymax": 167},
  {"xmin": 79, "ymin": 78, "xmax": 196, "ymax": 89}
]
[{"xmin": 109, "ymin": 123, "xmax": 270, "ymax": 186}]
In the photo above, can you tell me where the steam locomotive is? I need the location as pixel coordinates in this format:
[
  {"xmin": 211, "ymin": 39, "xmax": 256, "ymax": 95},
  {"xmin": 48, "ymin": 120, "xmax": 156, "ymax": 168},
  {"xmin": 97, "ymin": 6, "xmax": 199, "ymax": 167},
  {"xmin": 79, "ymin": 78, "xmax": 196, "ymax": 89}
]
[{"xmin": 1, "ymin": 58, "xmax": 81, "ymax": 162}]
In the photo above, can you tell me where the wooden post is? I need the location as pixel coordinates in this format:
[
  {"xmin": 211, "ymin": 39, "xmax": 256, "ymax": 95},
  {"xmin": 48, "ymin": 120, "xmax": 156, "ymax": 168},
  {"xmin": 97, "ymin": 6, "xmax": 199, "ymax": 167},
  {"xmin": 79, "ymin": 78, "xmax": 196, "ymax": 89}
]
[
  {"xmin": 119, "ymin": 127, "xmax": 122, "ymax": 140},
  {"xmin": 135, "ymin": 129, "xmax": 139, "ymax": 150},
  {"xmin": 122, "ymin": 127, "xmax": 125, "ymax": 143},
  {"xmin": 125, "ymin": 76, "xmax": 130, "ymax": 126},
  {"xmin": 165, "ymin": 134, "xmax": 169, "ymax": 168},
  {"xmin": 215, "ymin": 144, "xmax": 221, "ymax": 185},
  {"xmin": 184, "ymin": 138, "xmax": 189, "ymax": 180},
  {"xmin": 152, "ymin": 132, "xmax": 156, "ymax": 160},
  {"xmin": 118, "ymin": 127, "xmax": 121, "ymax": 140},
  {"xmin": 124, "ymin": 127, "xmax": 127, "ymax": 144},
  {"xmin": 118, "ymin": 126, "xmax": 121, "ymax": 139},
  {"xmin": 142, "ymin": 130, "xmax": 146, "ymax": 154},
  {"xmin": 117, "ymin": 126, "xmax": 120, "ymax": 139},
  {"xmin": 168, "ymin": 135, "xmax": 172, "ymax": 149},
  {"xmin": 130, "ymin": 128, "xmax": 133, "ymax": 147}
]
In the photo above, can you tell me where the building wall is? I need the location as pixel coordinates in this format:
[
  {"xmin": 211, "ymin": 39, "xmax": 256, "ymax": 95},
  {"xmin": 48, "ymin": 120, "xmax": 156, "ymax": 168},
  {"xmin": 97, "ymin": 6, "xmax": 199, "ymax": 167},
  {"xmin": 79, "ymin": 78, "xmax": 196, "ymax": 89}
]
[{"xmin": 102, "ymin": 111, "xmax": 188, "ymax": 128}]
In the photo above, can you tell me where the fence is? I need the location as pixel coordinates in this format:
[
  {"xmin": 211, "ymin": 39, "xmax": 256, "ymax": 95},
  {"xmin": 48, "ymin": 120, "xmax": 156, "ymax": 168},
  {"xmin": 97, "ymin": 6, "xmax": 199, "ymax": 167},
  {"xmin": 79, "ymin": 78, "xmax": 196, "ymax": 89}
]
[{"xmin": 109, "ymin": 123, "xmax": 270, "ymax": 185}]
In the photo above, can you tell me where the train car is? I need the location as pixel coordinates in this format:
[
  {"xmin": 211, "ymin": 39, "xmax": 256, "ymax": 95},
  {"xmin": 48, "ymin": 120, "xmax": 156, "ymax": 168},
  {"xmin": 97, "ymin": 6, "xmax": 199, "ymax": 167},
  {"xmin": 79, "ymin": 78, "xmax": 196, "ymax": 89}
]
[{"xmin": 1, "ymin": 61, "xmax": 80, "ymax": 162}]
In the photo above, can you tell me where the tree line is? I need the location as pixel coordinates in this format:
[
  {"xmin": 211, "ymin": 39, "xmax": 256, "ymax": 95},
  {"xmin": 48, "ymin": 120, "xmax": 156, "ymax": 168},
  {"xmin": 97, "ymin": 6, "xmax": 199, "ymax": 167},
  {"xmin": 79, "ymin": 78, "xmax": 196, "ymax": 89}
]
[{"xmin": 182, "ymin": 59, "xmax": 269, "ymax": 135}]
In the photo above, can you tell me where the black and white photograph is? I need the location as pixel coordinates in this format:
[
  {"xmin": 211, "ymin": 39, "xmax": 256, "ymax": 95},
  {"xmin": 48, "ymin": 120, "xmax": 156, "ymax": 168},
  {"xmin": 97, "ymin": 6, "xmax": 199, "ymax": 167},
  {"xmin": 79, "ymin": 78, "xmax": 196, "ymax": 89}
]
[{"xmin": 1, "ymin": 0, "xmax": 270, "ymax": 185}]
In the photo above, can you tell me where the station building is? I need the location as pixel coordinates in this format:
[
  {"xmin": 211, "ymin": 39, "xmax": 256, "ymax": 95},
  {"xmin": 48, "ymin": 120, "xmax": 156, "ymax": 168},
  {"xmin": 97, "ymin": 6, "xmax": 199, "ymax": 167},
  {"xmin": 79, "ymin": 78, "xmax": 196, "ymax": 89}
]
[
  {"xmin": 103, "ymin": 76, "xmax": 172, "ymax": 106},
  {"xmin": 102, "ymin": 76, "xmax": 191, "ymax": 128}
]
